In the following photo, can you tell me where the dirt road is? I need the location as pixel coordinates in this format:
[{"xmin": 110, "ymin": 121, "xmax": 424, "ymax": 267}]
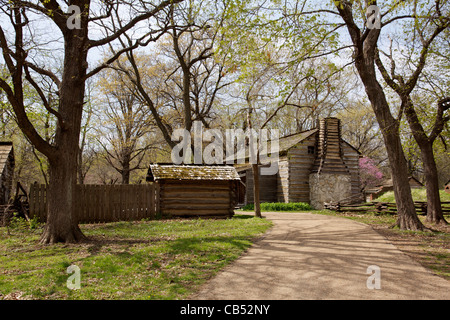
[{"xmin": 191, "ymin": 212, "xmax": 450, "ymax": 300}]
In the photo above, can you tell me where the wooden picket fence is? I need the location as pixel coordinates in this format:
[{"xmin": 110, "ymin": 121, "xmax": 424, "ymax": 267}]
[{"xmin": 29, "ymin": 183, "xmax": 160, "ymax": 224}]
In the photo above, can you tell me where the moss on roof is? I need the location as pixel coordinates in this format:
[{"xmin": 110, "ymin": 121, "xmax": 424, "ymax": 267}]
[{"xmin": 147, "ymin": 164, "xmax": 241, "ymax": 182}]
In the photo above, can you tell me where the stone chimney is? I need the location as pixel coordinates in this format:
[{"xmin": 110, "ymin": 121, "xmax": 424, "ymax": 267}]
[{"xmin": 309, "ymin": 117, "xmax": 351, "ymax": 209}]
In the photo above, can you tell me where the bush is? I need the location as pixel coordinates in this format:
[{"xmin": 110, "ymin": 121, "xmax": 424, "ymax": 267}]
[
  {"xmin": 8, "ymin": 215, "xmax": 41, "ymax": 230},
  {"xmin": 242, "ymin": 202, "xmax": 312, "ymax": 212}
]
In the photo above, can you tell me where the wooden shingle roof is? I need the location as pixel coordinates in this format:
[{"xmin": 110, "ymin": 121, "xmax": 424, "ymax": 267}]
[
  {"xmin": 0, "ymin": 142, "xmax": 14, "ymax": 173},
  {"xmin": 277, "ymin": 129, "xmax": 318, "ymax": 154},
  {"xmin": 147, "ymin": 164, "xmax": 241, "ymax": 182}
]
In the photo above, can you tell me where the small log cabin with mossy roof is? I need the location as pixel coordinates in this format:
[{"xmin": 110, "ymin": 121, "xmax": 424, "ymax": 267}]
[
  {"xmin": 146, "ymin": 164, "xmax": 241, "ymax": 218},
  {"xmin": 236, "ymin": 117, "xmax": 363, "ymax": 209}
]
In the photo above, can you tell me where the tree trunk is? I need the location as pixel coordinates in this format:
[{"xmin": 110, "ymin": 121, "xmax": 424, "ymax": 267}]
[
  {"xmin": 40, "ymin": 24, "xmax": 89, "ymax": 244},
  {"xmin": 40, "ymin": 154, "xmax": 86, "ymax": 244},
  {"xmin": 401, "ymin": 97, "xmax": 447, "ymax": 225},
  {"xmin": 335, "ymin": 1, "xmax": 425, "ymax": 231},
  {"xmin": 246, "ymin": 101, "xmax": 261, "ymax": 218},
  {"xmin": 121, "ymin": 157, "xmax": 131, "ymax": 185},
  {"xmin": 355, "ymin": 61, "xmax": 424, "ymax": 231},
  {"xmin": 77, "ymin": 146, "xmax": 85, "ymax": 185},
  {"xmin": 421, "ymin": 143, "xmax": 447, "ymax": 224},
  {"xmin": 252, "ymin": 164, "xmax": 262, "ymax": 218},
  {"xmin": 379, "ymin": 124, "xmax": 423, "ymax": 230},
  {"xmin": 182, "ymin": 70, "xmax": 193, "ymax": 132}
]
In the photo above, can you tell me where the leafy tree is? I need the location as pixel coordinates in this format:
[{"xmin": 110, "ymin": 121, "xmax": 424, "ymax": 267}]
[
  {"xmin": 338, "ymin": 101, "xmax": 388, "ymax": 169},
  {"xmin": 330, "ymin": 0, "xmax": 432, "ymax": 230},
  {"xmin": 0, "ymin": 0, "xmax": 182, "ymax": 244},
  {"xmin": 109, "ymin": 0, "xmax": 233, "ymax": 153},
  {"xmin": 373, "ymin": 2, "xmax": 449, "ymax": 224},
  {"xmin": 97, "ymin": 63, "xmax": 157, "ymax": 184},
  {"xmin": 359, "ymin": 156, "xmax": 384, "ymax": 190}
]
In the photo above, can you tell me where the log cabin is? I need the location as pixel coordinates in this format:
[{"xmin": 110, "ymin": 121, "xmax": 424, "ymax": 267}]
[
  {"xmin": 0, "ymin": 142, "xmax": 14, "ymax": 205},
  {"xmin": 146, "ymin": 164, "xmax": 241, "ymax": 218},
  {"xmin": 237, "ymin": 117, "xmax": 363, "ymax": 209}
]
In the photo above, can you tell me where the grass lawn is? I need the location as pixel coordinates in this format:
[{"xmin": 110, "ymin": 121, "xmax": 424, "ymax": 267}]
[
  {"xmin": 314, "ymin": 209, "xmax": 450, "ymax": 280},
  {"xmin": 376, "ymin": 188, "xmax": 450, "ymax": 203},
  {"xmin": 0, "ymin": 215, "xmax": 272, "ymax": 300}
]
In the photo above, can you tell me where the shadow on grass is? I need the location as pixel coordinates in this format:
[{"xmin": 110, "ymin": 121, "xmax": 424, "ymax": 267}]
[
  {"xmin": 167, "ymin": 236, "xmax": 252, "ymax": 254},
  {"xmin": 83, "ymin": 232, "xmax": 256, "ymax": 260},
  {"xmin": 232, "ymin": 214, "xmax": 256, "ymax": 220}
]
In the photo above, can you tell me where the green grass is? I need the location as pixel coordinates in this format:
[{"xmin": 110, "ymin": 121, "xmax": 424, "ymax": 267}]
[
  {"xmin": 376, "ymin": 188, "xmax": 450, "ymax": 203},
  {"xmin": 0, "ymin": 215, "xmax": 272, "ymax": 300},
  {"xmin": 241, "ymin": 202, "xmax": 312, "ymax": 212}
]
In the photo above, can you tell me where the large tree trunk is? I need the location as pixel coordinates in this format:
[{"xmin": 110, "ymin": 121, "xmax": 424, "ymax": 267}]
[
  {"xmin": 335, "ymin": 0, "xmax": 425, "ymax": 231},
  {"xmin": 40, "ymin": 154, "xmax": 86, "ymax": 244},
  {"xmin": 121, "ymin": 155, "xmax": 131, "ymax": 185},
  {"xmin": 40, "ymin": 21, "xmax": 89, "ymax": 244},
  {"xmin": 252, "ymin": 164, "xmax": 262, "ymax": 218},
  {"xmin": 385, "ymin": 133, "xmax": 424, "ymax": 230},
  {"xmin": 421, "ymin": 143, "xmax": 447, "ymax": 224},
  {"xmin": 401, "ymin": 97, "xmax": 447, "ymax": 225},
  {"xmin": 354, "ymin": 57, "xmax": 424, "ymax": 231},
  {"xmin": 366, "ymin": 96, "xmax": 424, "ymax": 231}
]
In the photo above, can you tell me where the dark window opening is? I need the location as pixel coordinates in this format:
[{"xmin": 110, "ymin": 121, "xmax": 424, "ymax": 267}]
[{"xmin": 308, "ymin": 146, "xmax": 315, "ymax": 154}]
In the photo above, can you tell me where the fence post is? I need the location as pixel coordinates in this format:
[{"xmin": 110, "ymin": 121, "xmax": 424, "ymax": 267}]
[
  {"xmin": 421, "ymin": 202, "xmax": 427, "ymax": 215},
  {"xmin": 39, "ymin": 184, "xmax": 46, "ymax": 221},
  {"xmin": 29, "ymin": 184, "xmax": 36, "ymax": 220},
  {"xmin": 78, "ymin": 184, "xmax": 85, "ymax": 223},
  {"xmin": 74, "ymin": 185, "xmax": 80, "ymax": 224}
]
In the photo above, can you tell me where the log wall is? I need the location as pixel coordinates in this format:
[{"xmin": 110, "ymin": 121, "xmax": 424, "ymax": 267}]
[
  {"xmin": 244, "ymin": 168, "xmax": 278, "ymax": 204},
  {"xmin": 285, "ymin": 135, "xmax": 316, "ymax": 203},
  {"xmin": 277, "ymin": 159, "xmax": 289, "ymax": 203},
  {"xmin": 0, "ymin": 145, "xmax": 14, "ymax": 205},
  {"xmin": 160, "ymin": 180, "xmax": 236, "ymax": 218}
]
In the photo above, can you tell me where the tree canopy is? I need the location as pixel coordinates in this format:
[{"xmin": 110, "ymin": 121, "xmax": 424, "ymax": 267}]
[{"xmin": 0, "ymin": 0, "xmax": 448, "ymax": 242}]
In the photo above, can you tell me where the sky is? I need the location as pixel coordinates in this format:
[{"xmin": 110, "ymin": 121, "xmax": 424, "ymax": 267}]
[{"xmin": 0, "ymin": 0, "xmax": 447, "ymax": 114}]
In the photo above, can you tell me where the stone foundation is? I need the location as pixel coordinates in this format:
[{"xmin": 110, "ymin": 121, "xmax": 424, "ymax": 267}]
[{"xmin": 309, "ymin": 173, "xmax": 352, "ymax": 209}]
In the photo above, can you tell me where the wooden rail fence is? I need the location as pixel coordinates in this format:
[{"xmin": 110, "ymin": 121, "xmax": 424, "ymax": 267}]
[
  {"xmin": 29, "ymin": 183, "xmax": 160, "ymax": 224},
  {"xmin": 325, "ymin": 201, "xmax": 450, "ymax": 215}
]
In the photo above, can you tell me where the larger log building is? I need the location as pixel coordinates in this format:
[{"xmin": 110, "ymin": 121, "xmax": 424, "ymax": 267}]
[{"xmin": 237, "ymin": 117, "xmax": 363, "ymax": 209}]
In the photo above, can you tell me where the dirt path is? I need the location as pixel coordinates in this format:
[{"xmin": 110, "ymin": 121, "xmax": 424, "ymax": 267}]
[{"xmin": 191, "ymin": 212, "xmax": 450, "ymax": 300}]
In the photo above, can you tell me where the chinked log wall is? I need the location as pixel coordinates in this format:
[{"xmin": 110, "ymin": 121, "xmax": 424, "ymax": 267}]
[
  {"xmin": 159, "ymin": 180, "xmax": 236, "ymax": 219},
  {"xmin": 285, "ymin": 135, "xmax": 316, "ymax": 203},
  {"xmin": 29, "ymin": 183, "xmax": 160, "ymax": 223}
]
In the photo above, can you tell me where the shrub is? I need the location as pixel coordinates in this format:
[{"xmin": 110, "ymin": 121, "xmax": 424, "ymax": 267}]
[
  {"xmin": 242, "ymin": 202, "xmax": 312, "ymax": 212},
  {"xmin": 8, "ymin": 215, "xmax": 41, "ymax": 230}
]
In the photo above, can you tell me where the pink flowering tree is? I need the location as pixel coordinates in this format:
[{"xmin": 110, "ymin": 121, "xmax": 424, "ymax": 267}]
[{"xmin": 359, "ymin": 157, "xmax": 384, "ymax": 190}]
